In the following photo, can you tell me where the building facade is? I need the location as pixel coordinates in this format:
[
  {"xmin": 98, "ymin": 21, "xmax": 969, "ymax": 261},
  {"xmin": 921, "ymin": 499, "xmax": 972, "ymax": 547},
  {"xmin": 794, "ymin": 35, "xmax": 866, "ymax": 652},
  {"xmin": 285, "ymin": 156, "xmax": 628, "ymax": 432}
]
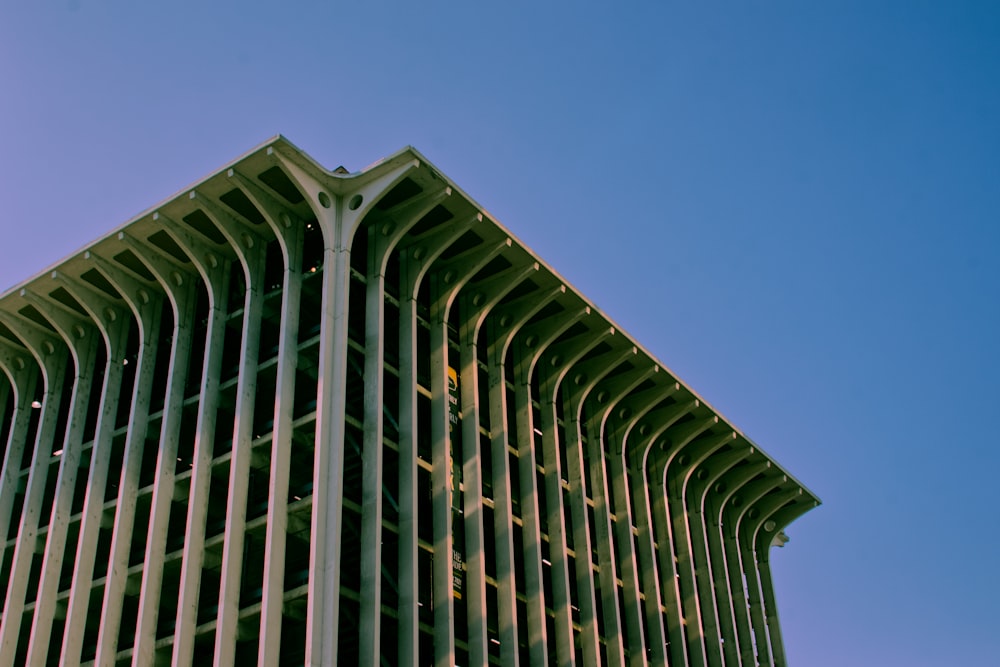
[{"xmin": 0, "ymin": 138, "xmax": 818, "ymax": 666}]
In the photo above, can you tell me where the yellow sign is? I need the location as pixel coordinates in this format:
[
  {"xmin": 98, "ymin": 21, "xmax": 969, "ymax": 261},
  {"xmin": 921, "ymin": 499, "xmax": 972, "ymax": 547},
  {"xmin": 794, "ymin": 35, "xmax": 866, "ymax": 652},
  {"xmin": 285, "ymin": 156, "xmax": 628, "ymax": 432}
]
[{"xmin": 447, "ymin": 367, "xmax": 459, "ymax": 427}]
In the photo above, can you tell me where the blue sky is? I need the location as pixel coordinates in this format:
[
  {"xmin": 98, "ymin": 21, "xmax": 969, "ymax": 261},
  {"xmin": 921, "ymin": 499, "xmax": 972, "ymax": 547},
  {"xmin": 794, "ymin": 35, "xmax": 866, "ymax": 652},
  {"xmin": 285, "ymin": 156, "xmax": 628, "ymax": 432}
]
[{"xmin": 2, "ymin": 2, "xmax": 998, "ymax": 664}]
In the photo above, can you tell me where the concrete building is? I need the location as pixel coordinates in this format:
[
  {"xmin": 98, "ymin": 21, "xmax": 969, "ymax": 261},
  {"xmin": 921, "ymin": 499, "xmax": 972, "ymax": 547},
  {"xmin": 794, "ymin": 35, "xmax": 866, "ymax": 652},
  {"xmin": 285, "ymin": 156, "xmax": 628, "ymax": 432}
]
[{"xmin": 0, "ymin": 137, "xmax": 818, "ymax": 666}]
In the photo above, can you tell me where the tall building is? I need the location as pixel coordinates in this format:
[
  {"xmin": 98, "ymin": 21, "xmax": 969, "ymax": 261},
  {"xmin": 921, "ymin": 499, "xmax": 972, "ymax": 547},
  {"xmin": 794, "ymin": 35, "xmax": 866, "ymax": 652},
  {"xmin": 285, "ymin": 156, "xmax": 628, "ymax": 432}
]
[{"xmin": 0, "ymin": 137, "xmax": 818, "ymax": 666}]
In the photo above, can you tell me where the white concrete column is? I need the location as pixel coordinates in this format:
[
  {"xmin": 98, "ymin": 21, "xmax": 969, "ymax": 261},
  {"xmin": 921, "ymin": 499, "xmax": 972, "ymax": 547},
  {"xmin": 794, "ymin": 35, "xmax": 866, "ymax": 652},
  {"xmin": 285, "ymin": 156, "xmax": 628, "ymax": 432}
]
[
  {"xmin": 0, "ymin": 312, "xmax": 69, "ymax": 658},
  {"xmin": 661, "ymin": 415, "xmax": 718, "ymax": 667},
  {"xmin": 0, "ymin": 378, "xmax": 8, "ymax": 441},
  {"xmin": 560, "ymin": 344, "xmax": 634, "ymax": 666},
  {"xmin": 585, "ymin": 362, "xmax": 658, "ymax": 667},
  {"xmin": 424, "ymin": 235, "xmax": 509, "ymax": 667},
  {"xmin": 121, "ymin": 234, "xmax": 198, "ymax": 666},
  {"xmin": 535, "ymin": 324, "xmax": 612, "ymax": 666},
  {"xmin": 753, "ymin": 500, "xmax": 812, "ymax": 667},
  {"xmin": 721, "ymin": 474, "xmax": 783, "ymax": 666},
  {"xmin": 358, "ymin": 186, "xmax": 450, "ymax": 666},
  {"xmin": 641, "ymin": 398, "xmax": 700, "ymax": 666},
  {"xmin": 89, "ymin": 250, "xmax": 166, "ymax": 666},
  {"xmin": 20, "ymin": 290, "xmax": 99, "ymax": 666},
  {"xmin": 509, "ymin": 303, "xmax": 588, "ymax": 667},
  {"xmin": 264, "ymin": 156, "xmax": 355, "ymax": 667},
  {"xmin": 607, "ymin": 382, "xmax": 677, "ymax": 667},
  {"xmin": 0, "ymin": 344, "xmax": 39, "ymax": 569},
  {"xmin": 274, "ymin": 147, "xmax": 418, "ymax": 667},
  {"xmin": 256, "ymin": 228, "xmax": 304, "ymax": 667},
  {"xmin": 395, "ymin": 211, "xmax": 479, "ymax": 667},
  {"xmin": 0, "ymin": 378, "xmax": 9, "ymax": 442},
  {"xmin": 54, "ymin": 275, "xmax": 130, "ymax": 665},
  {"xmin": 395, "ymin": 263, "xmax": 421, "ymax": 667},
  {"xmin": 688, "ymin": 446, "xmax": 751, "ymax": 667},
  {"xmin": 707, "ymin": 459, "xmax": 769, "ymax": 666},
  {"xmin": 755, "ymin": 555, "xmax": 780, "ymax": 667},
  {"xmin": 152, "ymin": 208, "xmax": 234, "ymax": 666},
  {"xmin": 214, "ymin": 168, "xmax": 301, "ymax": 667},
  {"xmin": 670, "ymin": 428, "xmax": 735, "ymax": 667},
  {"xmin": 455, "ymin": 257, "xmax": 535, "ymax": 667},
  {"xmin": 427, "ymin": 268, "xmax": 455, "ymax": 667},
  {"xmin": 483, "ymin": 281, "xmax": 562, "ymax": 666},
  {"xmin": 740, "ymin": 486, "xmax": 795, "ymax": 667},
  {"xmin": 623, "ymin": 406, "xmax": 673, "ymax": 666}
]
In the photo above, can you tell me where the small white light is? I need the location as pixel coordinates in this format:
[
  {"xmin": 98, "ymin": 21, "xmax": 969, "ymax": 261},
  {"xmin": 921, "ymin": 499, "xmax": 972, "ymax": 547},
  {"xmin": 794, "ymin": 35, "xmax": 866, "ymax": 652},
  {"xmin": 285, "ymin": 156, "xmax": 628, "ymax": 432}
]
[
  {"xmin": 123, "ymin": 358, "xmax": 129, "ymax": 366},
  {"xmin": 31, "ymin": 400, "xmax": 42, "ymax": 409},
  {"xmin": 53, "ymin": 449, "xmax": 63, "ymax": 457}
]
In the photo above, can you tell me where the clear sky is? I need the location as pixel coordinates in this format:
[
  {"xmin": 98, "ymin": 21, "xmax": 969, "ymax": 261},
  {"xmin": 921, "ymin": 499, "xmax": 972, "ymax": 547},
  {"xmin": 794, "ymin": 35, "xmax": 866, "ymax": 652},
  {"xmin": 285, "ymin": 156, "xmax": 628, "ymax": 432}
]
[{"xmin": 2, "ymin": 2, "xmax": 998, "ymax": 665}]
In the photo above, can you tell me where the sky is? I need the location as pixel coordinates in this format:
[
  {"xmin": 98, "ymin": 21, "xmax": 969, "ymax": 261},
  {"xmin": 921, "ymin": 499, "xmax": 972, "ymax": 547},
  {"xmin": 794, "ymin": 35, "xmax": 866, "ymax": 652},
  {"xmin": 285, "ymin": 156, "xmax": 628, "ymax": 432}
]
[{"xmin": 1, "ymin": 2, "xmax": 998, "ymax": 665}]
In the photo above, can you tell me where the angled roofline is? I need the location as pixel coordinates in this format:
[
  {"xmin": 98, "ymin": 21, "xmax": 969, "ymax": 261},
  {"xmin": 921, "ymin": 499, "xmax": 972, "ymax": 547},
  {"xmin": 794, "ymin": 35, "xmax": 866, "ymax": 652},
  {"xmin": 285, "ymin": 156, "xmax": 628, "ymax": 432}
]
[{"xmin": 0, "ymin": 136, "xmax": 821, "ymax": 507}]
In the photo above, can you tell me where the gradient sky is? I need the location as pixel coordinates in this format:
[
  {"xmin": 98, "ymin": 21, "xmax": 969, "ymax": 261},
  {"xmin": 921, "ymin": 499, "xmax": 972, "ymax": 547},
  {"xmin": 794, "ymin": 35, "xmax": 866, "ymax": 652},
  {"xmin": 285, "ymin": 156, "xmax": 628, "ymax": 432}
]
[{"xmin": 2, "ymin": 2, "xmax": 998, "ymax": 665}]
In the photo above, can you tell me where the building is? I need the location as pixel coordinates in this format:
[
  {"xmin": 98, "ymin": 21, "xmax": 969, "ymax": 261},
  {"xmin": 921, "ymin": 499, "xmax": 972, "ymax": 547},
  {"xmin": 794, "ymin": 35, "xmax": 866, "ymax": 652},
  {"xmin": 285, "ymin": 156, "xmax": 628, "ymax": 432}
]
[{"xmin": 0, "ymin": 137, "xmax": 818, "ymax": 666}]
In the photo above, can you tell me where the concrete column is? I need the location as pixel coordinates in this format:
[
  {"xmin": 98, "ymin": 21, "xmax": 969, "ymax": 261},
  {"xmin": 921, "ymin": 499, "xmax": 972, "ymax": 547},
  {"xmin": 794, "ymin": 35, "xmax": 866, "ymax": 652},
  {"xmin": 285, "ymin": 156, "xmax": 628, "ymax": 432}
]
[
  {"xmin": 89, "ymin": 250, "xmax": 165, "ymax": 666},
  {"xmin": 535, "ymin": 324, "xmax": 612, "ymax": 666},
  {"xmin": 641, "ymin": 398, "xmax": 700, "ymax": 666},
  {"xmin": 626, "ymin": 433, "xmax": 669, "ymax": 666},
  {"xmin": 256, "ymin": 227, "xmax": 304, "ymax": 667},
  {"xmin": 687, "ymin": 446, "xmax": 751, "ymax": 667},
  {"xmin": 707, "ymin": 459, "xmax": 770, "ymax": 666},
  {"xmin": 358, "ymin": 187, "xmax": 450, "ymax": 666},
  {"xmin": 510, "ymin": 303, "xmax": 589, "ymax": 667},
  {"xmin": 607, "ymin": 382, "xmax": 677, "ymax": 667},
  {"xmin": 753, "ymin": 500, "xmax": 812, "ymax": 667},
  {"xmin": 454, "ymin": 259, "xmax": 537, "ymax": 666},
  {"xmin": 278, "ymin": 158, "xmax": 343, "ymax": 667},
  {"xmin": 0, "ymin": 379, "xmax": 8, "ymax": 442},
  {"xmin": 660, "ymin": 415, "xmax": 718, "ymax": 667},
  {"xmin": 0, "ymin": 312, "xmax": 69, "ymax": 658},
  {"xmin": 483, "ymin": 281, "xmax": 562, "ymax": 666},
  {"xmin": 740, "ymin": 487, "xmax": 796, "ymax": 667},
  {"xmin": 670, "ymin": 428, "xmax": 736, "ymax": 667},
  {"xmin": 560, "ymin": 344, "xmax": 635, "ymax": 666},
  {"xmin": 0, "ymin": 344, "xmax": 39, "ymax": 572},
  {"xmin": 427, "ymin": 269, "xmax": 455, "ymax": 667},
  {"xmin": 423, "ymin": 235, "xmax": 508, "ymax": 667},
  {"xmin": 275, "ymin": 148, "xmax": 418, "ymax": 667},
  {"xmin": 20, "ymin": 290, "xmax": 99, "ymax": 666},
  {"xmin": 722, "ymin": 474, "xmax": 783, "ymax": 666},
  {"xmin": 54, "ymin": 275, "xmax": 129, "ymax": 665},
  {"xmin": 395, "ymin": 269, "xmax": 421, "ymax": 667},
  {"xmin": 214, "ymin": 168, "xmax": 301, "ymax": 667},
  {"xmin": 154, "ymin": 209, "xmax": 235, "ymax": 666},
  {"xmin": 120, "ymin": 234, "xmax": 198, "ymax": 666},
  {"xmin": 650, "ymin": 453, "xmax": 687, "ymax": 666},
  {"xmin": 756, "ymin": 554, "xmax": 780, "ymax": 667},
  {"xmin": 395, "ymin": 211, "xmax": 479, "ymax": 666},
  {"xmin": 585, "ymin": 363, "xmax": 658, "ymax": 667}
]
